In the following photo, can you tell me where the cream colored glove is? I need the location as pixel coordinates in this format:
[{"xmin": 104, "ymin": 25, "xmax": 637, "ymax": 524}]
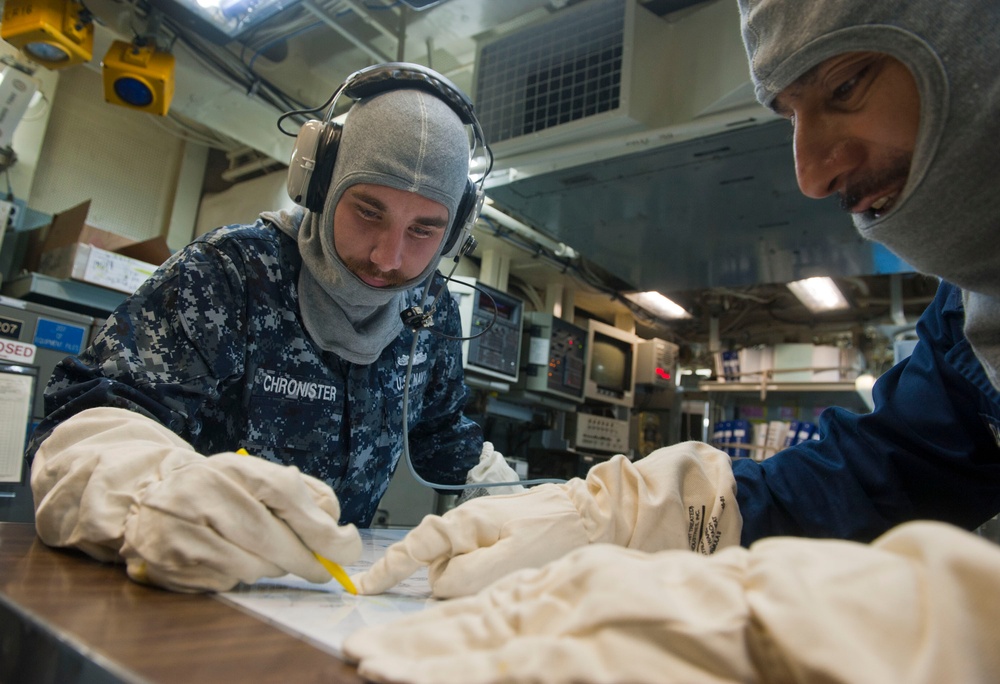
[
  {"xmin": 457, "ymin": 441, "xmax": 525, "ymax": 502},
  {"xmin": 355, "ymin": 441, "xmax": 739, "ymax": 598},
  {"xmin": 345, "ymin": 521, "xmax": 1000, "ymax": 684},
  {"xmin": 32, "ymin": 407, "xmax": 361, "ymax": 592}
]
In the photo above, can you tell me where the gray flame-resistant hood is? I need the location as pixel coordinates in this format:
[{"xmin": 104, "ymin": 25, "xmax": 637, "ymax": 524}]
[{"xmin": 738, "ymin": 0, "xmax": 1000, "ymax": 389}]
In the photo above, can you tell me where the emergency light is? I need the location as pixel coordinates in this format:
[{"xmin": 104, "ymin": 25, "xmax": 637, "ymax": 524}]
[
  {"xmin": 101, "ymin": 40, "xmax": 175, "ymax": 116},
  {"xmin": 0, "ymin": 0, "xmax": 93, "ymax": 69}
]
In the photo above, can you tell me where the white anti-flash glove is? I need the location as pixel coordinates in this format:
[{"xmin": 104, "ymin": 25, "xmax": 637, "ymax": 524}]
[
  {"xmin": 32, "ymin": 407, "xmax": 361, "ymax": 592},
  {"xmin": 345, "ymin": 522, "xmax": 1000, "ymax": 684},
  {"xmin": 457, "ymin": 441, "xmax": 525, "ymax": 502},
  {"xmin": 355, "ymin": 441, "xmax": 740, "ymax": 598}
]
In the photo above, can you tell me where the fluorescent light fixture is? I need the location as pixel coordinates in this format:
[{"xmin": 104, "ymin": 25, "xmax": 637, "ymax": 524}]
[
  {"xmin": 787, "ymin": 277, "xmax": 850, "ymax": 312},
  {"xmin": 156, "ymin": 0, "xmax": 302, "ymax": 43},
  {"xmin": 624, "ymin": 291, "xmax": 691, "ymax": 320}
]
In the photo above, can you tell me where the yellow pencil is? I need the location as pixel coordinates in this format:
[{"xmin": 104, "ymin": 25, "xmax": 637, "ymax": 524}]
[{"xmin": 236, "ymin": 448, "xmax": 357, "ymax": 595}]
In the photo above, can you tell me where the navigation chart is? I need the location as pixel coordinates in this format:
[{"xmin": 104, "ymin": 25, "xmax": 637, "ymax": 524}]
[{"xmin": 219, "ymin": 528, "xmax": 434, "ymax": 656}]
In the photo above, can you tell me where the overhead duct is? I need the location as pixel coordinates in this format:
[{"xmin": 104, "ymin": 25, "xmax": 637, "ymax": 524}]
[{"xmin": 473, "ymin": 0, "xmax": 758, "ymax": 163}]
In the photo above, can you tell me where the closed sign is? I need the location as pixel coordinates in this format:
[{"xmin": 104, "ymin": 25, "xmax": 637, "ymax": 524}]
[{"xmin": 0, "ymin": 339, "xmax": 36, "ymax": 364}]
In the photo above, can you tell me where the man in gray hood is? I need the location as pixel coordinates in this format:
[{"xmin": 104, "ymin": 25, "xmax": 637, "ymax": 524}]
[
  {"xmin": 354, "ymin": 0, "xmax": 1000, "ymax": 595},
  {"xmin": 341, "ymin": 3, "xmax": 1000, "ymax": 681},
  {"xmin": 725, "ymin": 0, "xmax": 1000, "ymax": 543},
  {"xmin": 25, "ymin": 65, "xmax": 506, "ymax": 593}
]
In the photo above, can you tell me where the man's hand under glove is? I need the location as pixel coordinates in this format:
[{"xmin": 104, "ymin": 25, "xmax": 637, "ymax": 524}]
[
  {"xmin": 32, "ymin": 407, "xmax": 361, "ymax": 593},
  {"xmin": 120, "ymin": 452, "xmax": 362, "ymax": 592},
  {"xmin": 457, "ymin": 441, "xmax": 525, "ymax": 502},
  {"xmin": 354, "ymin": 441, "xmax": 740, "ymax": 598},
  {"xmin": 344, "ymin": 522, "xmax": 1000, "ymax": 684}
]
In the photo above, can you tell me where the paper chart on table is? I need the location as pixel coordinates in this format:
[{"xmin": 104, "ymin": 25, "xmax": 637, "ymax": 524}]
[{"xmin": 218, "ymin": 528, "xmax": 434, "ymax": 656}]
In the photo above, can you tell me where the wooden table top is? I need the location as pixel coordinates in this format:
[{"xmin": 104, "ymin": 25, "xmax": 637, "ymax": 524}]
[{"xmin": 0, "ymin": 522, "xmax": 364, "ymax": 684}]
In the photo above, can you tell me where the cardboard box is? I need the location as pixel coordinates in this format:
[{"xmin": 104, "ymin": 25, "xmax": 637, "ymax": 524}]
[
  {"xmin": 811, "ymin": 345, "xmax": 842, "ymax": 382},
  {"xmin": 36, "ymin": 201, "xmax": 171, "ymax": 294},
  {"xmin": 771, "ymin": 343, "xmax": 815, "ymax": 382}
]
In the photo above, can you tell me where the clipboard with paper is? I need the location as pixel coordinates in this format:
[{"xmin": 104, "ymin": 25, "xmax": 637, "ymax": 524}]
[{"xmin": 0, "ymin": 362, "xmax": 37, "ymax": 484}]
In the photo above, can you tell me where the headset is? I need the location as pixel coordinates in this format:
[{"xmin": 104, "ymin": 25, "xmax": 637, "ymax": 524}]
[
  {"xmin": 281, "ymin": 66, "xmax": 558, "ymax": 492},
  {"xmin": 284, "ymin": 62, "xmax": 492, "ymax": 260}
]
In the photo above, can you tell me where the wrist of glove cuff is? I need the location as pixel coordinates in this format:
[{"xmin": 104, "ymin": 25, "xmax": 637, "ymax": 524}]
[
  {"xmin": 354, "ymin": 442, "xmax": 739, "ymax": 599},
  {"xmin": 566, "ymin": 443, "xmax": 740, "ymax": 554}
]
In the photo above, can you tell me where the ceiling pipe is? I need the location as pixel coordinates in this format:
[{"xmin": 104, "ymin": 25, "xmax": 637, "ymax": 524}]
[
  {"xmin": 479, "ymin": 203, "xmax": 579, "ymax": 260},
  {"xmin": 302, "ymin": 0, "xmax": 393, "ymax": 63},
  {"xmin": 340, "ymin": 0, "xmax": 401, "ymax": 45}
]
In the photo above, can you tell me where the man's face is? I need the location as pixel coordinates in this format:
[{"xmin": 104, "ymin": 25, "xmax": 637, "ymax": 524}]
[
  {"xmin": 771, "ymin": 52, "xmax": 920, "ymax": 221},
  {"xmin": 333, "ymin": 183, "xmax": 450, "ymax": 288}
]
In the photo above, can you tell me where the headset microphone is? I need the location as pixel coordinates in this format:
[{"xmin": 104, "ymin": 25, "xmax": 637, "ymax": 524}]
[
  {"xmin": 400, "ymin": 306, "xmax": 435, "ymax": 330},
  {"xmin": 400, "ymin": 231, "xmax": 478, "ymax": 331},
  {"xmin": 398, "ymin": 274, "xmax": 566, "ymax": 491}
]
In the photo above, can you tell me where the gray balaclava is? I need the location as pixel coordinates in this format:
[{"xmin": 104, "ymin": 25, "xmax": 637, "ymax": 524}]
[
  {"xmin": 267, "ymin": 87, "xmax": 472, "ymax": 364},
  {"xmin": 738, "ymin": 0, "xmax": 1000, "ymax": 390}
]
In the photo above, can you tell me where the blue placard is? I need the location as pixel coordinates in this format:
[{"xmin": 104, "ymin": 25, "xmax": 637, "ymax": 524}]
[{"xmin": 34, "ymin": 317, "xmax": 87, "ymax": 355}]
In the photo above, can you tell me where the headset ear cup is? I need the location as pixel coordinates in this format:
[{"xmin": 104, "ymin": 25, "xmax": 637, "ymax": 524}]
[
  {"xmin": 441, "ymin": 179, "xmax": 483, "ymax": 259},
  {"xmin": 305, "ymin": 123, "xmax": 342, "ymax": 212},
  {"xmin": 286, "ymin": 120, "xmax": 323, "ymax": 208}
]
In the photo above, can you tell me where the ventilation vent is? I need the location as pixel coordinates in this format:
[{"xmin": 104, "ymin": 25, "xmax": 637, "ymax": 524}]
[{"xmin": 474, "ymin": 0, "xmax": 672, "ymax": 157}]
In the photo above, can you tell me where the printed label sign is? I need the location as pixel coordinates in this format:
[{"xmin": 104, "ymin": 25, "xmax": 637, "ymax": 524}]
[
  {"xmin": 0, "ymin": 339, "xmax": 36, "ymax": 364},
  {"xmin": 33, "ymin": 318, "xmax": 87, "ymax": 355},
  {"xmin": 0, "ymin": 316, "xmax": 23, "ymax": 340}
]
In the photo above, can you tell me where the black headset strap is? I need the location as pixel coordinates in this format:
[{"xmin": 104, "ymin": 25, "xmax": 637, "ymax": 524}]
[
  {"xmin": 307, "ymin": 62, "xmax": 489, "ymax": 220},
  {"xmin": 341, "ymin": 62, "xmax": 478, "ymax": 126}
]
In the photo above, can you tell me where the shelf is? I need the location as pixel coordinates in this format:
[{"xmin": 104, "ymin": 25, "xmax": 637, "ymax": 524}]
[
  {"xmin": 2, "ymin": 272, "xmax": 125, "ymax": 319},
  {"xmin": 699, "ymin": 380, "xmax": 858, "ymax": 400},
  {"xmin": 699, "ymin": 381, "xmax": 857, "ymax": 392}
]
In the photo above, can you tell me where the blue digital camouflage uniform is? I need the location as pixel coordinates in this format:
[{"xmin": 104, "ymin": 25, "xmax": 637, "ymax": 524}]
[{"xmin": 27, "ymin": 218, "xmax": 483, "ymax": 527}]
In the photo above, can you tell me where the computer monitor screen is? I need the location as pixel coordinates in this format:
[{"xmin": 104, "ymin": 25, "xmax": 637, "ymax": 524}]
[
  {"xmin": 450, "ymin": 277, "xmax": 523, "ymax": 384},
  {"xmin": 583, "ymin": 319, "xmax": 637, "ymax": 408},
  {"xmin": 590, "ymin": 338, "xmax": 629, "ymax": 391}
]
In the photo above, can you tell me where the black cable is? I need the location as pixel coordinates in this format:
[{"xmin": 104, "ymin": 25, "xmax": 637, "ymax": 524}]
[
  {"xmin": 397, "ymin": 267, "xmax": 565, "ymax": 490},
  {"xmin": 162, "ymin": 17, "xmax": 310, "ymax": 115}
]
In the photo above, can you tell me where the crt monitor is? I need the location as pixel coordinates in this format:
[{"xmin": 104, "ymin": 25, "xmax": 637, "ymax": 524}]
[{"xmin": 583, "ymin": 319, "xmax": 638, "ymax": 408}]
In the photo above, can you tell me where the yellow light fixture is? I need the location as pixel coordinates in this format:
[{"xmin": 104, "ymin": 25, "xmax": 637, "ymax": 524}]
[
  {"xmin": 1, "ymin": 0, "xmax": 93, "ymax": 69},
  {"xmin": 102, "ymin": 40, "xmax": 175, "ymax": 116}
]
